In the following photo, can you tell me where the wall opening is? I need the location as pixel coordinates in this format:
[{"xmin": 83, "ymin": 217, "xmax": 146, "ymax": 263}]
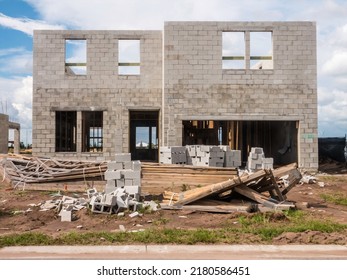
[
  {"xmin": 222, "ymin": 32, "xmax": 245, "ymax": 69},
  {"xmin": 250, "ymin": 32, "xmax": 273, "ymax": 69},
  {"xmin": 118, "ymin": 39, "xmax": 140, "ymax": 75},
  {"xmin": 55, "ymin": 111, "xmax": 77, "ymax": 152},
  {"xmin": 82, "ymin": 111, "xmax": 103, "ymax": 152},
  {"xmin": 65, "ymin": 39, "xmax": 87, "ymax": 75},
  {"xmin": 129, "ymin": 111, "xmax": 158, "ymax": 161},
  {"xmin": 182, "ymin": 120, "xmax": 298, "ymax": 166}
]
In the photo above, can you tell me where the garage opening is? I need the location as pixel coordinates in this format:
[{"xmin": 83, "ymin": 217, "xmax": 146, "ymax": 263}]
[{"xmin": 182, "ymin": 120, "xmax": 298, "ymax": 167}]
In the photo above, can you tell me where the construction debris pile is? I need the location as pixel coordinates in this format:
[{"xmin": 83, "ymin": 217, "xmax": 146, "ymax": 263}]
[
  {"xmin": 30, "ymin": 187, "xmax": 157, "ymax": 222},
  {"xmin": 0, "ymin": 152, "xmax": 303, "ymax": 216},
  {"xmin": 0, "ymin": 154, "xmax": 107, "ymax": 187},
  {"xmin": 161, "ymin": 163, "xmax": 302, "ymax": 213},
  {"xmin": 90, "ymin": 153, "xmax": 143, "ymax": 214}
]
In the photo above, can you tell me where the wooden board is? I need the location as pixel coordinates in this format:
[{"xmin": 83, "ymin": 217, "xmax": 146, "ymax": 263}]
[{"xmin": 141, "ymin": 163, "xmax": 238, "ymax": 194}]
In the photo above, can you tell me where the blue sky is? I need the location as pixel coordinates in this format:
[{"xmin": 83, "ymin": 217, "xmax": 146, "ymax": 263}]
[{"xmin": 1, "ymin": 0, "xmax": 347, "ymax": 145}]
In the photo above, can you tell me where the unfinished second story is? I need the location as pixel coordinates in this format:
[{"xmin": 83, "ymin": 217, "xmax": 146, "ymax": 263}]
[{"xmin": 33, "ymin": 30, "xmax": 163, "ymax": 90}]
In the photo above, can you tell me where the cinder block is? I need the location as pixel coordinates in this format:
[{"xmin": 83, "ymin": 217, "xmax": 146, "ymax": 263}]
[
  {"xmin": 103, "ymin": 194, "xmax": 117, "ymax": 206},
  {"xmin": 116, "ymin": 179, "xmax": 125, "ymax": 187},
  {"xmin": 116, "ymin": 196, "xmax": 128, "ymax": 209},
  {"xmin": 263, "ymin": 157, "xmax": 274, "ymax": 164},
  {"xmin": 200, "ymin": 145, "xmax": 211, "ymax": 152},
  {"xmin": 122, "ymin": 170, "xmax": 141, "ymax": 179},
  {"xmin": 132, "ymin": 178, "xmax": 141, "ymax": 186},
  {"xmin": 219, "ymin": 145, "xmax": 231, "ymax": 152},
  {"xmin": 107, "ymin": 161, "xmax": 123, "ymax": 171},
  {"xmin": 124, "ymin": 185, "xmax": 141, "ymax": 195},
  {"xmin": 114, "ymin": 153, "xmax": 131, "ymax": 163},
  {"xmin": 60, "ymin": 209, "xmax": 72, "ymax": 222},
  {"xmin": 87, "ymin": 188, "xmax": 98, "ymax": 198},
  {"xmin": 106, "ymin": 180, "xmax": 116, "ymax": 188},
  {"xmin": 105, "ymin": 185, "xmax": 117, "ymax": 194},
  {"xmin": 123, "ymin": 161, "xmax": 132, "ymax": 169},
  {"xmin": 124, "ymin": 179, "xmax": 133, "ymax": 186},
  {"xmin": 159, "ymin": 146, "xmax": 172, "ymax": 153},
  {"xmin": 105, "ymin": 170, "xmax": 121, "ymax": 180},
  {"xmin": 132, "ymin": 161, "xmax": 141, "ymax": 171}
]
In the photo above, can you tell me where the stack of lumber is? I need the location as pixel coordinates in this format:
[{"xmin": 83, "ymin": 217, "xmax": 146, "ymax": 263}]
[
  {"xmin": 162, "ymin": 163, "xmax": 302, "ymax": 212},
  {"xmin": 141, "ymin": 163, "xmax": 238, "ymax": 194},
  {"xmin": 0, "ymin": 154, "xmax": 107, "ymax": 186}
]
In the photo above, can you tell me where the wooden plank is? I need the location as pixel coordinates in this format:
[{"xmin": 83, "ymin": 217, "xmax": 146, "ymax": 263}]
[
  {"xmin": 160, "ymin": 204, "xmax": 252, "ymax": 213},
  {"xmin": 170, "ymin": 176, "xmax": 241, "ymax": 206}
]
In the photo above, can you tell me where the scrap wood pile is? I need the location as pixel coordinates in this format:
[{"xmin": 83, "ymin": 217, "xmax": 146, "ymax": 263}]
[
  {"xmin": 161, "ymin": 163, "xmax": 302, "ymax": 213},
  {"xmin": 0, "ymin": 154, "xmax": 107, "ymax": 186}
]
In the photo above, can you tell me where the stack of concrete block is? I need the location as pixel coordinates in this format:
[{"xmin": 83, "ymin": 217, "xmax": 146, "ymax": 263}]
[
  {"xmin": 247, "ymin": 147, "xmax": 273, "ymax": 170},
  {"xmin": 219, "ymin": 145, "xmax": 242, "ymax": 168},
  {"xmin": 159, "ymin": 146, "xmax": 187, "ymax": 164},
  {"xmin": 186, "ymin": 145, "xmax": 199, "ymax": 165},
  {"xmin": 186, "ymin": 145, "xmax": 224, "ymax": 167},
  {"xmin": 88, "ymin": 153, "xmax": 142, "ymax": 214},
  {"xmin": 104, "ymin": 153, "xmax": 141, "ymax": 194}
]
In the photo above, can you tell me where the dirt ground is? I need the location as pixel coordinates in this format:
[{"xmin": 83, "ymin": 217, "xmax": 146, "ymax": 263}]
[{"xmin": 0, "ymin": 162, "xmax": 346, "ymax": 245}]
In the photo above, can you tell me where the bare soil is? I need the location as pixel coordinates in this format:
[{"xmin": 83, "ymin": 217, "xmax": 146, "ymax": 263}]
[{"xmin": 0, "ymin": 165, "xmax": 346, "ymax": 245}]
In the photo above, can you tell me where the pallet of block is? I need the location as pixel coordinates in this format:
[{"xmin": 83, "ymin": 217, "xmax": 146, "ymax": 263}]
[{"xmin": 141, "ymin": 162, "xmax": 238, "ymax": 194}]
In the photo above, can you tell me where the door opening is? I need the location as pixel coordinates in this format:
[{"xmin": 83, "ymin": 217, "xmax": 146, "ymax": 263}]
[{"xmin": 130, "ymin": 111, "xmax": 159, "ymax": 162}]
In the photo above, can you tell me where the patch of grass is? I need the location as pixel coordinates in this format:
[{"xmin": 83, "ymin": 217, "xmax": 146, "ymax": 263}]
[
  {"xmin": 152, "ymin": 217, "xmax": 169, "ymax": 226},
  {"xmin": 234, "ymin": 211, "xmax": 347, "ymax": 241},
  {"xmin": 0, "ymin": 232, "xmax": 52, "ymax": 247},
  {"xmin": 0, "ymin": 211, "xmax": 346, "ymax": 247},
  {"xmin": 319, "ymin": 176, "xmax": 347, "ymax": 183},
  {"xmin": 320, "ymin": 193, "xmax": 347, "ymax": 206}
]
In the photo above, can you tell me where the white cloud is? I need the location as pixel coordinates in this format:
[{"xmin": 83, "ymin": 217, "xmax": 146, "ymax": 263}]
[
  {"xmin": 322, "ymin": 51, "xmax": 347, "ymax": 76},
  {"xmin": 0, "ymin": 49, "xmax": 32, "ymax": 75},
  {"xmin": 0, "ymin": 76, "xmax": 32, "ymax": 129},
  {"xmin": 318, "ymin": 87, "xmax": 347, "ymax": 137},
  {"xmin": 0, "ymin": 12, "xmax": 64, "ymax": 36},
  {"xmin": 24, "ymin": 0, "xmax": 287, "ymax": 29}
]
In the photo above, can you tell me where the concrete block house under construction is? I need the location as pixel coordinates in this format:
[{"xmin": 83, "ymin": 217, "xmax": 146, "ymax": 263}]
[{"xmin": 32, "ymin": 21, "xmax": 318, "ymax": 170}]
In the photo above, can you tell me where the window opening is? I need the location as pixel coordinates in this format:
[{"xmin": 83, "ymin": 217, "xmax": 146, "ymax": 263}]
[
  {"xmin": 222, "ymin": 32, "xmax": 245, "ymax": 69},
  {"xmin": 65, "ymin": 39, "xmax": 87, "ymax": 75},
  {"xmin": 55, "ymin": 111, "xmax": 77, "ymax": 152},
  {"xmin": 118, "ymin": 39, "xmax": 140, "ymax": 75},
  {"xmin": 250, "ymin": 32, "xmax": 273, "ymax": 69},
  {"xmin": 82, "ymin": 111, "xmax": 103, "ymax": 152}
]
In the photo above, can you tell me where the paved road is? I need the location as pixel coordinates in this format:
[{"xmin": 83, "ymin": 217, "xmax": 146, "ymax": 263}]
[{"xmin": 0, "ymin": 245, "xmax": 346, "ymax": 259}]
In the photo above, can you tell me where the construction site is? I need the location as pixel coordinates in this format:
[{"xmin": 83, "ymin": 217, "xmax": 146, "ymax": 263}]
[{"xmin": 0, "ymin": 21, "xmax": 346, "ymax": 246}]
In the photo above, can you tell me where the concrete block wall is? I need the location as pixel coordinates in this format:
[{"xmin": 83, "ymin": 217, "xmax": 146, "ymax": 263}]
[
  {"xmin": 0, "ymin": 113, "xmax": 9, "ymax": 154},
  {"xmin": 33, "ymin": 30, "xmax": 162, "ymax": 161},
  {"xmin": 32, "ymin": 22, "xmax": 318, "ymax": 170},
  {"xmin": 163, "ymin": 21, "xmax": 318, "ymax": 170}
]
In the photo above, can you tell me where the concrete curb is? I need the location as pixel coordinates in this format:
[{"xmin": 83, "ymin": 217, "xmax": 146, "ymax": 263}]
[{"xmin": 1, "ymin": 245, "xmax": 346, "ymax": 260}]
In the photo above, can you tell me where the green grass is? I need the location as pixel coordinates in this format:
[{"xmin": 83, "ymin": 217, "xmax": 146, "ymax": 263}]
[
  {"xmin": 319, "ymin": 176, "xmax": 347, "ymax": 183},
  {"xmin": 234, "ymin": 210, "xmax": 346, "ymax": 241},
  {"xmin": 320, "ymin": 193, "xmax": 347, "ymax": 206},
  {"xmin": 1, "ymin": 211, "xmax": 346, "ymax": 247}
]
